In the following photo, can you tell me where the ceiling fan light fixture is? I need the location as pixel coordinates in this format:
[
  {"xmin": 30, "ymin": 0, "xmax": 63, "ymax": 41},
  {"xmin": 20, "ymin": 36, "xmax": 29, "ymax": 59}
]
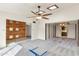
[
  {"xmin": 37, "ymin": 10, "xmax": 45, "ymax": 14},
  {"xmin": 47, "ymin": 4, "xmax": 59, "ymax": 10},
  {"xmin": 36, "ymin": 16, "xmax": 42, "ymax": 19},
  {"xmin": 29, "ymin": 5, "xmax": 52, "ymax": 20},
  {"xmin": 39, "ymin": 11, "xmax": 44, "ymax": 14}
]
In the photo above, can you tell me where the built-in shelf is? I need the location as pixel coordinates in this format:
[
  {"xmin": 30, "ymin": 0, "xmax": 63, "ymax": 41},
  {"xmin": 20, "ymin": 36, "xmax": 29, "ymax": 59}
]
[
  {"xmin": 60, "ymin": 23, "xmax": 67, "ymax": 37},
  {"xmin": 9, "ymin": 35, "xmax": 13, "ymax": 39},
  {"xmin": 9, "ymin": 27, "xmax": 13, "ymax": 31},
  {"xmin": 15, "ymin": 28, "xmax": 19, "ymax": 31},
  {"xmin": 6, "ymin": 19, "xmax": 26, "ymax": 40},
  {"xmin": 16, "ymin": 35, "xmax": 19, "ymax": 38}
]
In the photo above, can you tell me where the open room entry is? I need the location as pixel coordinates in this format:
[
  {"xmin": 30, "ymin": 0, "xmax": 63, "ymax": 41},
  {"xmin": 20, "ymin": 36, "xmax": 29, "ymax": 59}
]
[{"xmin": 45, "ymin": 21, "xmax": 77, "ymax": 40}]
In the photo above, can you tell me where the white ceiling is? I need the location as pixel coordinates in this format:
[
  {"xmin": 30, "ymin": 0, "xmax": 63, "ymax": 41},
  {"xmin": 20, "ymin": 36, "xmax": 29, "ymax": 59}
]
[{"xmin": 0, "ymin": 3, "xmax": 78, "ymax": 16}]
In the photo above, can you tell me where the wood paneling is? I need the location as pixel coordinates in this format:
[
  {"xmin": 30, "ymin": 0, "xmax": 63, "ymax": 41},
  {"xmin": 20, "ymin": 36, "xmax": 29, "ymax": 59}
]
[{"xmin": 6, "ymin": 19, "xmax": 26, "ymax": 40}]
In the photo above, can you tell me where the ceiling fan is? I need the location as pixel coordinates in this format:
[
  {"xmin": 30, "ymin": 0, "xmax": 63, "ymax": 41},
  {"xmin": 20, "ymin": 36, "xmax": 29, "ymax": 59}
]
[{"xmin": 27, "ymin": 5, "xmax": 52, "ymax": 20}]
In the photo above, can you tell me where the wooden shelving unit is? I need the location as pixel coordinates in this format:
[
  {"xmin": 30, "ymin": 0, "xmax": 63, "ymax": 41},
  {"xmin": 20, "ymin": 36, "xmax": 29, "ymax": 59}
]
[{"xmin": 6, "ymin": 19, "xmax": 26, "ymax": 43}]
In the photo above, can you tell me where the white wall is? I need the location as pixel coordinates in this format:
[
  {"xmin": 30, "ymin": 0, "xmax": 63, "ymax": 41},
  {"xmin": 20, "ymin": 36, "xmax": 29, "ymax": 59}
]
[
  {"xmin": 33, "ymin": 5, "xmax": 79, "ymax": 40},
  {"xmin": 67, "ymin": 21, "xmax": 77, "ymax": 39},
  {"xmin": 38, "ymin": 21, "xmax": 45, "ymax": 40},
  {"xmin": 67, "ymin": 24, "xmax": 75, "ymax": 39},
  {"xmin": 56, "ymin": 25, "xmax": 61, "ymax": 37},
  {"xmin": 31, "ymin": 23, "xmax": 39, "ymax": 40},
  {"xmin": 0, "ymin": 17, "xmax": 6, "ymax": 47}
]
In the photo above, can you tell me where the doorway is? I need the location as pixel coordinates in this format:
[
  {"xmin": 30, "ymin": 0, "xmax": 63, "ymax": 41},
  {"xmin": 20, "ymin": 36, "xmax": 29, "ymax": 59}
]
[
  {"xmin": 45, "ymin": 23, "xmax": 54, "ymax": 40},
  {"xmin": 45, "ymin": 21, "xmax": 77, "ymax": 40},
  {"xmin": 26, "ymin": 25, "xmax": 31, "ymax": 39}
]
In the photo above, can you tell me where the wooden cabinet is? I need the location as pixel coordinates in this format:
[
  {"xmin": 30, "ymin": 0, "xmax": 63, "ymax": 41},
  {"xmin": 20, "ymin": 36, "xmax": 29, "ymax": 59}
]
[{"xmin": 6, "ymin": 19, "xmax": 26, "ymax": 40}]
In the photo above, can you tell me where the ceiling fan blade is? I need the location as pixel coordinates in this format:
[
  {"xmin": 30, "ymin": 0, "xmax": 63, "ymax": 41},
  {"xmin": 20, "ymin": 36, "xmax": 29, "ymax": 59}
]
[
  {"xmin": 31, "ymin": 11, "xmax": 37, "ymax": 15},
  {"xmin": 42, "ymin": 13, "xmax": 52, "ymax": 16},
  {"xmin": 42, "ymin": 17, "xmax": 49, "ymax": 19},
  {"xmin": 27, "ymin": 16, "xmax": 36, "ymax": 18}
]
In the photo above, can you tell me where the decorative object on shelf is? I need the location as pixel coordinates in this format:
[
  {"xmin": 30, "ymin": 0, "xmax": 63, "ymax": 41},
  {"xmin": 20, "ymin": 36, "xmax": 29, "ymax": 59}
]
[
  {"xmin": 61, "ymin": 26, "xmax": 66, "ymax": 30},
  {"xmin": 9, "ymin": 27, "xmax": 13, "ymax": 31},
  {"xmin": 16, "ymin": 35, "xmax": 19, "ymax": 38},
  {"xmin": 15, "ymin": 28, "xmax": 19, "ymax": 31},
  {"xmin": 9, "ymin": 35, "xmax": 13, "ymax": 39}
]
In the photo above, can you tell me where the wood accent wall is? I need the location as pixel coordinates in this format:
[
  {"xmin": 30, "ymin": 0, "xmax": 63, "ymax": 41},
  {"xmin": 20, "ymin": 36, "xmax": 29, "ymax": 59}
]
[{"xmin": 6, "ymin": 19, "xmax": 26, "ymax": 40}]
